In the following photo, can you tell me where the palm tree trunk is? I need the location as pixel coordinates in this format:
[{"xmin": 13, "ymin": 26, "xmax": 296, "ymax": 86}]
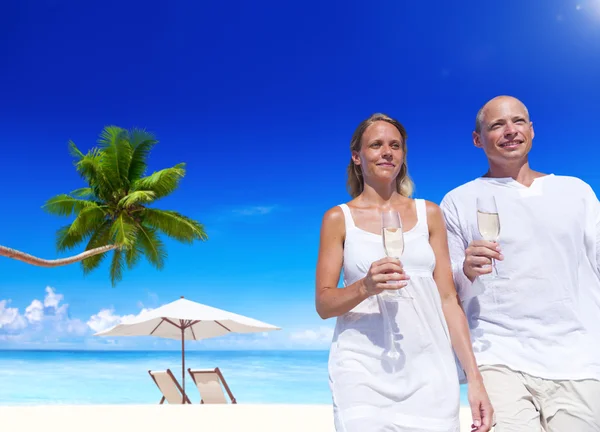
[{"xmin": 0, "ymin": 244, "xmax": 117, "ymax": 267}]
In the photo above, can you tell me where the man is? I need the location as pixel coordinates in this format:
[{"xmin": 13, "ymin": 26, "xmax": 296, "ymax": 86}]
[{"xmin": 440, "ymin": 95, "xmax": 600, "ymax": 432}]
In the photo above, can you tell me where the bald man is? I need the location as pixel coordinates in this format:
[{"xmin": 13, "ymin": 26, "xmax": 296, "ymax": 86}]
[{"xmin": 440, "ymin": 96, "xmax": 600, "ymax": 431}]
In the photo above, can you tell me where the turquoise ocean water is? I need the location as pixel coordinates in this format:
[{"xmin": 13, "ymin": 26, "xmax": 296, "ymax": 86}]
[{"xmin": 0, "ymin": 350, "xmax": 468, "ymax": 405}]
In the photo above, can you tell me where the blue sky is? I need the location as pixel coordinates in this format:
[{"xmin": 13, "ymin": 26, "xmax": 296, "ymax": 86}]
[{"xmin": 1, "ymin": 0, "xmax": 599, "ymax": 350}]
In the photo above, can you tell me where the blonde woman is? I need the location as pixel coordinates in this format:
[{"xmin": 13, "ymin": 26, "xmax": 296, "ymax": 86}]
[{"xmin": 315, "ymin": 114, "xmax": 493, "ymax": 432}]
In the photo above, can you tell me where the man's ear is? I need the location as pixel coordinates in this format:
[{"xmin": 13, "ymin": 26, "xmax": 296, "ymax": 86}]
[{"xmin": 473, "ymin": 131, "xmax": 483, "ymax": 149}]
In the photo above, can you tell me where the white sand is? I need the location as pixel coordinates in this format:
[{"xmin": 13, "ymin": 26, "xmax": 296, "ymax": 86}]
[{"xmin": 0, "ymin": 404, "xmax": 482, "ymax": 432}]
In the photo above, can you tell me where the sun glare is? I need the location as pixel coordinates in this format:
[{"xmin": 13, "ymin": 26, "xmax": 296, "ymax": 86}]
[{"xmin": 578, "ymin": 0, "xmax": 600, "ymax": 17}]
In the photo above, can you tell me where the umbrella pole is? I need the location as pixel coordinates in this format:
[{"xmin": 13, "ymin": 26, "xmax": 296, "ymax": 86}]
[{"xmin": 181, "ymin": 324, "xmax": 185, "ymax": 404}]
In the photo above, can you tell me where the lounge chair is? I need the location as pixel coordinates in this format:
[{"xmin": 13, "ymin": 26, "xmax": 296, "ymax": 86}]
[
  {"xmin": 187, "ymin": 367, "xmax": 237, "ymax": 404},
  {"xmin": 148, "ymin": 369, "xmax": 191, "ymax": 404}
]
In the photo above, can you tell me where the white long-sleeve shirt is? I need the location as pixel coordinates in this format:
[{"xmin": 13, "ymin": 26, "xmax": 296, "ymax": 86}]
[{"xmin": 440, "ymin": 174, "xmax": 600, "ymax": 381}]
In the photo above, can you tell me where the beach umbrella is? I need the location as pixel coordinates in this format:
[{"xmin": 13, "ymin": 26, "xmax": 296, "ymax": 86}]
[{"xmin": 94, "ymin": 296, "xmax": 280, "ymax": 402}]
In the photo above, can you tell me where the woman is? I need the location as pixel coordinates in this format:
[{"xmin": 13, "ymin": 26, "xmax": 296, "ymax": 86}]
[{"xmin": 315, "ymin": 113, "xmax": 493, "ymax": 432}]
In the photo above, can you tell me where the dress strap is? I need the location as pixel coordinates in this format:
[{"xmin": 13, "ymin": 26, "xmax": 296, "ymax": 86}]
[
  {"xmin": 338, "ymin": 204, "xmax": 356, "ymax": 231},
  {"xmin": 415, "ymin": 199, "xmax": 429, "ymax": 234}
]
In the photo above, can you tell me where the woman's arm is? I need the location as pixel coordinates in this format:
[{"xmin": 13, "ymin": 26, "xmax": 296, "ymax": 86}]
[
  {"xmin": 315, "ymin": 206, "xmax": 407, "ymax": 319},
  {"xmin": 426, "ymin": 201, "xmax": 493, "ymax": 431},
  {"xmin": 427, "ymin": 201, "xmax": 480, "ymax": 380},
  {"xmin": 315, "ymin": 207, "xmax": 368, "ymax": 319}
]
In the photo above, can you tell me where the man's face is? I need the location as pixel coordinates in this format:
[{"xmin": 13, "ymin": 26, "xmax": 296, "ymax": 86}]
[{"xmin": 473, "ymin": 97, "xmax": 535, "ymax": 165}]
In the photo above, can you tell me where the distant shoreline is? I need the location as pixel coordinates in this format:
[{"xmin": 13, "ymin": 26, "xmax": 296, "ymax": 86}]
[
  {"xmin": 0, "ymin": 350, "xmax": 469, "ymax": 407},
  {"xmin": 0, "ymin": 348, "xmax": 331, "ymax": 352}
]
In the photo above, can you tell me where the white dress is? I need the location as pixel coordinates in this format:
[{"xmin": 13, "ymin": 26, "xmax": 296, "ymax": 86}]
[{"xmin": 329, "ymin": 199, "xmax": 461, "ymax": 432}]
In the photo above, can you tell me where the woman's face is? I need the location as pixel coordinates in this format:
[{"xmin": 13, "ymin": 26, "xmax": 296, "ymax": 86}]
[{"xmin": 352, "ymin": 121, "xmax": 405, "ymax": 185}]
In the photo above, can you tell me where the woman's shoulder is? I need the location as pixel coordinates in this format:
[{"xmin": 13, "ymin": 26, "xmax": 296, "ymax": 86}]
[
  {"xmin": 422, "ymin": 199, "xmax": 442, "ymax": 215},
  {"xmin": 320, "ymin": 205, "xmax": 348, "ymax": 243},
  {"xmin": 323, "ymin": 197, "xmax": 361, "ymax": 218},
  {"xmin": 323, "ymin": 204, "xmax": 344, "ymax": 220},
  {"xmin": 321, "ymin": 204, "xmax": 347, "ymax": 230},
  {"xmin": 421, "ymin": 200, "xmax": 445, "ymax": 232}
]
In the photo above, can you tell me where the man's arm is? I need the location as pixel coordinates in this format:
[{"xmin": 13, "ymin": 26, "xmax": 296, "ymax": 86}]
[
  {"xmin": 577, "ymin": 180, "xmax": 600, "ymax": 275},
  {"xmin": 440, "ymin": 195, "xmax": 475, "ymax": 299},
  {"xmin": 427, "ymin": 201, "xmax": 494, "ymax": 431},
  {"xmin": 588, "ymin": 187, "xmax": 600, "ymax": 273}
]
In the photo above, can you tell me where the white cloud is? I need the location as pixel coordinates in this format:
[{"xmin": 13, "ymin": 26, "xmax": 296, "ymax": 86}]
[
  {"xmin": 190, "ymin": 326, "xmax": 334, "ymax": 351},
  {"xmin": 25, "ymin": 299, "xmax": 44, "ymax": 323},
  {"xmin": 0, "ymin": 300, "xmax": 27, "ymax": 330},
  {"xmin": 87, "ymin": 307, "xmax": 153, "ymax": 333},
  {"xmin": 1, "ymin": 287, "xmax": 333, "ymax": 351},
  {"xmin": 0, "ymin": 287, "xmax": 89, "ymax": 341},
  {"xmin": 64, "ymin": 319, "xmax": 89, "ymax": 336},
  {"xmin": 233, "ymin": 206, "xmax": 277, "ymax": 216},
  {"xmin": 22, "ymin": 287, "xmax": 72, "ymax": 325},
  {"xmin": 43, "ymin": 286, "xmax": 63, "ymax": 308},
  {"xmin": 290, "ymin": 327, "xmax": 334, "ymax": 344},
  {"xmin": 86, "ymin": 309, "xmax": 122, "ymax": 333}
]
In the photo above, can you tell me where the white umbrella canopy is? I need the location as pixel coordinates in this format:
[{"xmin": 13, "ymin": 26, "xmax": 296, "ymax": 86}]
[
  {"xmin": 95, "ymin": 297, "xmax": 280, "ymax": 340},
  {"xmin": 94, "ymin": 296, "xmax": 280, "ymax": 402}
]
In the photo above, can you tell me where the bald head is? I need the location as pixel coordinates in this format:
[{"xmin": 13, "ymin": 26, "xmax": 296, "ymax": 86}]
[{"xmin": 475, "ymin": 96, "xmax": 530, "ymax": 133}]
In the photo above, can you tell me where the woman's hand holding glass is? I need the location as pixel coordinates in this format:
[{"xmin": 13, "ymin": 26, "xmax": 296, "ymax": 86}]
[
  {"xmin": 361, "ymin": 257, "xmax": 410, "ymax": 297},
  {"xmin": 363, "ymin": 257, "xmax": 410, "ymax": 363}
]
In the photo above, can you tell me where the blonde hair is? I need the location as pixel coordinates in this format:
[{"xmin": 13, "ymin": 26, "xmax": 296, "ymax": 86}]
[{"xmin": 346, "ymin": 113, "xmax": 414, "ymax": 198}]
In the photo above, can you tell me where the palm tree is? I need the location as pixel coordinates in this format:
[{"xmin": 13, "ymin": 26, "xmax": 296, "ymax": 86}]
[{"xmin": 0, "ymin": 126, "xmax": 207, "ymax": 286}]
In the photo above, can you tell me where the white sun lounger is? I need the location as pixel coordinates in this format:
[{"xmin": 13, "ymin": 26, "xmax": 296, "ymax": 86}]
[
  {"xmin": 148, "ymin": 369, "xmax": 191, "ymax": 404},
  {"xmin": 187, "ymin": 367, "xmax": 237, "ymax": 404}
]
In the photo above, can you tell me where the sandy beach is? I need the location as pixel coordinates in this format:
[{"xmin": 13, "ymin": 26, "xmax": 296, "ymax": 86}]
[{"xmin": 1, "ymin": 404, "xmax": 481, "ymax": 432}]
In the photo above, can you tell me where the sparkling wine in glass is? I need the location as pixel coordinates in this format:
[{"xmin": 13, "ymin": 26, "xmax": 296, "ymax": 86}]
[
  {"xmin": 377, "ymin": 210, "xmax": 406, "ymax": 362},
  {"xmin": 476, "ymin": 196, "xmax": 507, "ymax": 280},
  {"xmin": 381, "ymin": 210, "xmax": 410, "ymax": 300}
]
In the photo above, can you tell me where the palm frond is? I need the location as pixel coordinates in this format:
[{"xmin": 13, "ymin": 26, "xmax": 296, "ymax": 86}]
[
  {"xmin": 73, "ymin": 148, "xmax": 113, "ymax": 202},
  {"xmin": 132, "ymin": 163, "xmax": 186, "ymax": 200},
  {"xmin": 67, "ymin": 205, "xmax": 108, "ymax": 238},
  {"xmin": 70, "ymin": 187, "xmax": 94, "ymax": 198},
  {"xmin": 125, "ymin": 243, "xmax": 143, "ymax": 269},
  {"xmin": 43, "ymin": 195, "xmax": 98, "ymax": 217},
  {"xmin": 98, "ymin": 126, "xmax": 133, "ymax": 191},
  {"xmin": 73, "ymin": 147, "xmax": 101, "ymax": 180},
  {"xmin": 56, "ymin": 225, "xmax": 89, "ymax": 252},
  {"xmin": 136, "ymin": 224, "xmax": 166, "ymax": 269},
  {"xmin": 127, "ymin": 128, "xmax": 157, "ymax": 183},
  {"xmin": 142, "ymin": 209, "xmax": 207, "ymax": 243},
  {"xmin": 81, "ymin": 221, "xmax": 114, "ymax": 274},
  {"xmin": 118, "ymin": 191, "xmax": 156, "ymax": 208},
  {"xmin": 109, "ymin": 213, "xmax": 138, "ymax": 249},
  {"xmin": 109, "ymin": 248, "xmax": 126, "ymax": 286},
  {"xmin": 68, "ymin": 140, "xmax": 85, "ymax": 160},
  {"xmin": 55, "ymin": 206, "xmax": 107, "ymax": 252}
]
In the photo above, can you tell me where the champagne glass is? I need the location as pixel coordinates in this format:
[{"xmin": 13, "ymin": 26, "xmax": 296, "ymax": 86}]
[
  {"xmin": 476, "ymin": 196, "xmax": 507, "ymax": 280},
  {"xmin": 376, "ymin": 210, "xmax": 406, "ymax": 362},
  {"xmin": 381, "ymin": 210, "xmax": 411, "ymax": 300}
]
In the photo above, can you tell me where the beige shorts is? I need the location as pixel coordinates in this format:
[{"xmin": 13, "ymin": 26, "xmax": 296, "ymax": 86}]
[{"xmin": 480, "ymin": 364, "xmax": 600, "ymax": 432}]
